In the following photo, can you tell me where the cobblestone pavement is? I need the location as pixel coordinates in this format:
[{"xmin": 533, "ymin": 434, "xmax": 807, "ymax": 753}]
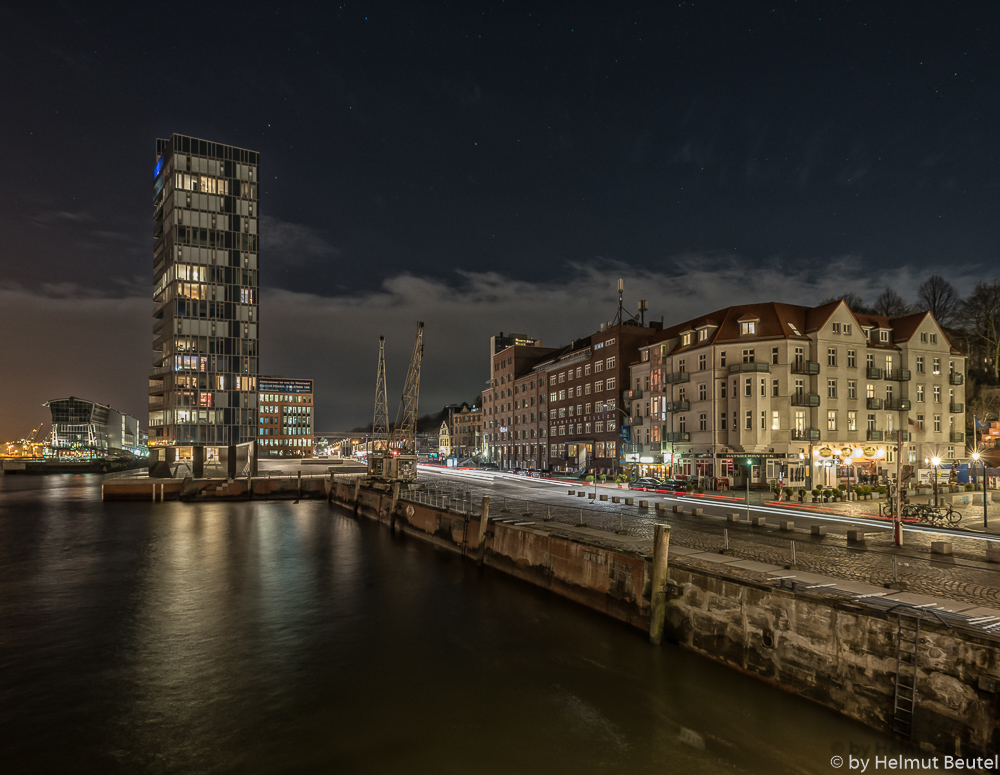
[{"xmin": 410, "ymin": 473, "xmax": 1000, "ymax": 609}]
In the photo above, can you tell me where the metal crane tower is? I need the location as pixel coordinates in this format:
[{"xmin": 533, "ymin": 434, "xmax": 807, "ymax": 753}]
[
  {"xmin": 367, "ymin": 336, "xmax": 391, "ymax": 480},
  {"xmin": 367, "ymin": 322, "xmax": 424, "ymax": 484},
  {"xmin": 389, "ymin": 322, "xmax": 424, "ymax": 482}
]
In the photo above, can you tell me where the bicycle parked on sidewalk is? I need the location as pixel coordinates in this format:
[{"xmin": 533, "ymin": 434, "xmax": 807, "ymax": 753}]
[{"xmin": 879, "ymin": 499, "xmax": 962, "ymax": 527}]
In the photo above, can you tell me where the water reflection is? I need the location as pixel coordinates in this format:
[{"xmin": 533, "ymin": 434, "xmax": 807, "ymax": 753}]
[{"xmin": 0, "ymin": 474, "xmax": 909, "ymax": 774}]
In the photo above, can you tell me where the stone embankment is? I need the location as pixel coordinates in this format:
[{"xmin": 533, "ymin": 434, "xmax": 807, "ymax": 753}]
[{"xmin": 331, "ymin": 479, "xmax": 1000, "ymax": 764}]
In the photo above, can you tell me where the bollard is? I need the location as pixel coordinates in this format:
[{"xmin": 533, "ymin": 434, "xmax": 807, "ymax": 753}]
[
  {"xmin": 546, "ymin": 505, "xmax": 552, "ymax": 522},
  {"xmin": 810, "ymin": 525, "xmax": 826, "ymax": 536},
  {"xmin": 577, "ymin": 509, "xmax": 586, "ymax": 527},
  {"xmin": 476, "ymin": 496, "xmax": 491, "ymax": 567},
  {"xmin": 723, "ymin": 528, "xmax": 730, "ymax": 552},
  {"xmin": 780, "ymin": 520, "xmax": 795, "ymax": 531},
  {"xmin": 790, "ymin": 540, "xmax": 797, "ymax": 567},
  {"xmin": 649, "ymin": 525, "xmax": 672, "ymax": 645},
  {"xmin": 750, "ymin": 516, "xmax": 766, "ymax": 527}
]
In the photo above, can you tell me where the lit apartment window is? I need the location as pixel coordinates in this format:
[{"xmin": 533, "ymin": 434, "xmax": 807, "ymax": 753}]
[
  {"xmin": 828, "ymin": 411, "xmax": 837, "ymax": 431},
  {"xmin": 771, "ymin": 411, "xmax": 779, "ymax": 430},
  {"xmin": 741, "ymin": 321, "xmax": 757, "ymax": 335},
  {"xmin": 847, "ymin": 410, "xmax": 857, "ymax": 431}
]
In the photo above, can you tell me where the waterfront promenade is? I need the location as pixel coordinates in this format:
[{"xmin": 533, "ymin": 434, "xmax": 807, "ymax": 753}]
[{"xmin": 415, "ymin": 467, "xmax": 1000, "ymax": 614}]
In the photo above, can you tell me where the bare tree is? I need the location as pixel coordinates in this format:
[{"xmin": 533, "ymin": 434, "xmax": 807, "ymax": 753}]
[
  {"xmin": 820, "ymin": 292, "xmax": 871, "ymax": 314},
  {"xmin": 871, "ymin": 287, "xmax": 912, "ymax": 318},
  {"xmin": 917, "ymin": 275, "xmax": 961, "ymax": 326},
  {"xmin": 960, "ymin": 280, "xmax": 1000, "ymax": 380}
]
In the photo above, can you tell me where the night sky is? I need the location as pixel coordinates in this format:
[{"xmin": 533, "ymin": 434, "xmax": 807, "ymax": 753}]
[{"xmin": 1, "ymin": 1, "xmax": 998, "ymax": 441}]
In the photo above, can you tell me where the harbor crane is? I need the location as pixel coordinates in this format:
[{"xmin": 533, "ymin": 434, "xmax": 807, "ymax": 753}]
[{"xmin": 367, "ymin": 322, "xmax": 424, "ymax": 484}]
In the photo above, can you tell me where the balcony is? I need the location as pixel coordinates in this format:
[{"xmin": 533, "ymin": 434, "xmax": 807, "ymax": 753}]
[
  {"xmin": 866, "ymin": 367, "xmax": 883, "ymax": 379},
  {"xmin": 666, "ymin": 400, "xmax": 690, "ymax": 412},
  {"xmin": 885, "ymin": 369, "xmax": 911, "ymax": 381},
  {"xmin": 949, "ymin": 373, "xmax": 963, "ymax": 385},
  {"xmin": 149, "ymin": 365, "xmax": 172, "ymax": 378},
  {"xmin": 791, "ymin": 361, "xmax": 820, "ymax": 375},
  {"xmin": 148, "ymin": 396, "xmax": 164, "ymax": 409},
  {"xmin": 885, "ymin": 399, "xmax": 911, "ymax": 411},
  {"xmin": 665, "ymin": 432, "xmax": 690, "ymax": 443},
  {"xmin": 866, "ymin": 398, "xmax": 883, "ymax": 410},
  {"xmin": 728, "ymin": 362, "xmax": 770, "ymax": 374},
  {"xmin": 791, "ymin": 393, "xmax": 821, "ymax": 407},
  {"xmin": 665, "ymin": 371, "xmax": 690, "ymax": 384},
  {"xmin": 792, "ymin": 429, "xmax": 821, "ymax": 441},
  {"xmin": 867, "ymin": 430, "xmax": 884, "ymax": 441},
  {"xmin": 950, "ymin": 402, "xmax": 964, "ymax": 413},
  {"xmin": 630, "ymin": 416, "xmax": 644, "ymax": 426},
  {"xmin": 625, "ymin": 389, "xmax": 643, "ymax": 400},
  {"xmin": 950, "ymin": 432, "xmax": 965, "ymax": 442},
  {"xmin": 148, "ymin": 379, "xmax": 166, "ymax": 396}
]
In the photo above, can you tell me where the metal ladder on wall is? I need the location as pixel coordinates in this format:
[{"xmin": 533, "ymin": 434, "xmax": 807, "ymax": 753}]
[{"xmin": 892, "ymin": 613, "xmax": 921, "ymax": 739}]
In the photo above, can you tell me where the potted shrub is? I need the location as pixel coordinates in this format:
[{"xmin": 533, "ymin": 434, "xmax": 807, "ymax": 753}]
[
  {"xmin": 599, "ymin": 474, "xmax": 607, "ymax": 484},
  {"xmin": 854, "ymin": 485, "xmax": 865, "ymax": 500},
  {"xmin": 798, "ymin": 488, "xmax": 806, "ymax": 503},
  {"xmin": 838, "ymin": 484, "xmax": 848, "ymax": 500},
  {"xmin": 812, "ymin": 488, "xmax": 823, "ymax": 502},
  {"xmin": 877, "ymin": 485, "xmax": 887, "ymax": 499},
  {"xmin": 823, "ymin": 488, "xmax": 834, "ymax": 502},
  {"xmin": 784, "ymin": 487, "xmax": 793, "ymax": 501},
  {"xmin": 585, "ymin": 475, "xmax": 595, "ymax": 482}
]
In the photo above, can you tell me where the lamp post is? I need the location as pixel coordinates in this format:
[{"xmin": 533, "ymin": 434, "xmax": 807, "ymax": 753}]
[
  {"xmin": 931, "ymin": 456, "xmax": 941, "ymax": 508},
  {"xmin": 973, "ymin": 452, "xmax": 988, "ymax": 529}
]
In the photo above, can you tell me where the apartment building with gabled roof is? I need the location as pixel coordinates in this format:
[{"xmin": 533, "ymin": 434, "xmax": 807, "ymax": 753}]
[{"xmin": 627, "ymin": 300, "xmax": 966, "ymax": 491}]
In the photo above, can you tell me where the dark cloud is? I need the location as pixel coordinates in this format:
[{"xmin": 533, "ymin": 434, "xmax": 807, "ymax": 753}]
[{"xmin": 2, "ymin": 258, "xmax": 986, "ymax": 442}]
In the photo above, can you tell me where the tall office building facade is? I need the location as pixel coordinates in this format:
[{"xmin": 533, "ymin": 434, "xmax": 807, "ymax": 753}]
[{"xmin": 149, "ymin": 134, "xmax": 260, "ymax": 448}]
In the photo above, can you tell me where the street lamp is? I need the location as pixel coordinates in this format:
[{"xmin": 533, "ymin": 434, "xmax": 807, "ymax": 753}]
[
  {"xmin": 931, "ymin": 456, "xmax": 941, "ymax": 508},
  {"xmin": 972, "ymin": 451, "xmax": 988, "ymax": 529}
]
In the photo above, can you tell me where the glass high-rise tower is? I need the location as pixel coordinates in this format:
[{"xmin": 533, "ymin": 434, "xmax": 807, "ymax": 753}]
[{"xmin": 149, "ymin": 134, "xmax": 259, "ymax": 448}]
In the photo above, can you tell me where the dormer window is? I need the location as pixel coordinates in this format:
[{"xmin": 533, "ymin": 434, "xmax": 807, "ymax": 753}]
[
  {"xmin": 698, "ymin": 329, "xmax": 708, "ymax": 341},
  {"xmin": 682, "ymin": 332, "xmax": 693, "ymax": 346},
  {"xmin": 879, "ymin": 330, "xmax": 890, "ymax": 343},
  {"xmin": 788, "ymin": 323, "xmax": 801, "ymax": 336},
  {"xmin": 740, "ymin": 321, "xmax": 757, "ymax": 335}
]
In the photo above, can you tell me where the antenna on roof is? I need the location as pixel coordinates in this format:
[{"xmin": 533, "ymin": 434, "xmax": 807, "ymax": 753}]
[{"xmin": 610, "ymin": 279, "xmax": 642, "ymax": 328}]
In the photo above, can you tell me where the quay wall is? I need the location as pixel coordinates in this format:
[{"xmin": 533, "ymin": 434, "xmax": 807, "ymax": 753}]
[{"xmin": 331, "ymin": 480, "xmax": 1000, "ymax": 762}]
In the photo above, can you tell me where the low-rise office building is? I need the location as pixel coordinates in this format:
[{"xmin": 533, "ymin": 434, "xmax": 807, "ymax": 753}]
[
  {"xmin": 258, "ymin": 378, "xmax": 314, "ymax": 458},
  {"xmin": 44, "ymin": 397, "xmax": 144, "ymax": 457}
]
